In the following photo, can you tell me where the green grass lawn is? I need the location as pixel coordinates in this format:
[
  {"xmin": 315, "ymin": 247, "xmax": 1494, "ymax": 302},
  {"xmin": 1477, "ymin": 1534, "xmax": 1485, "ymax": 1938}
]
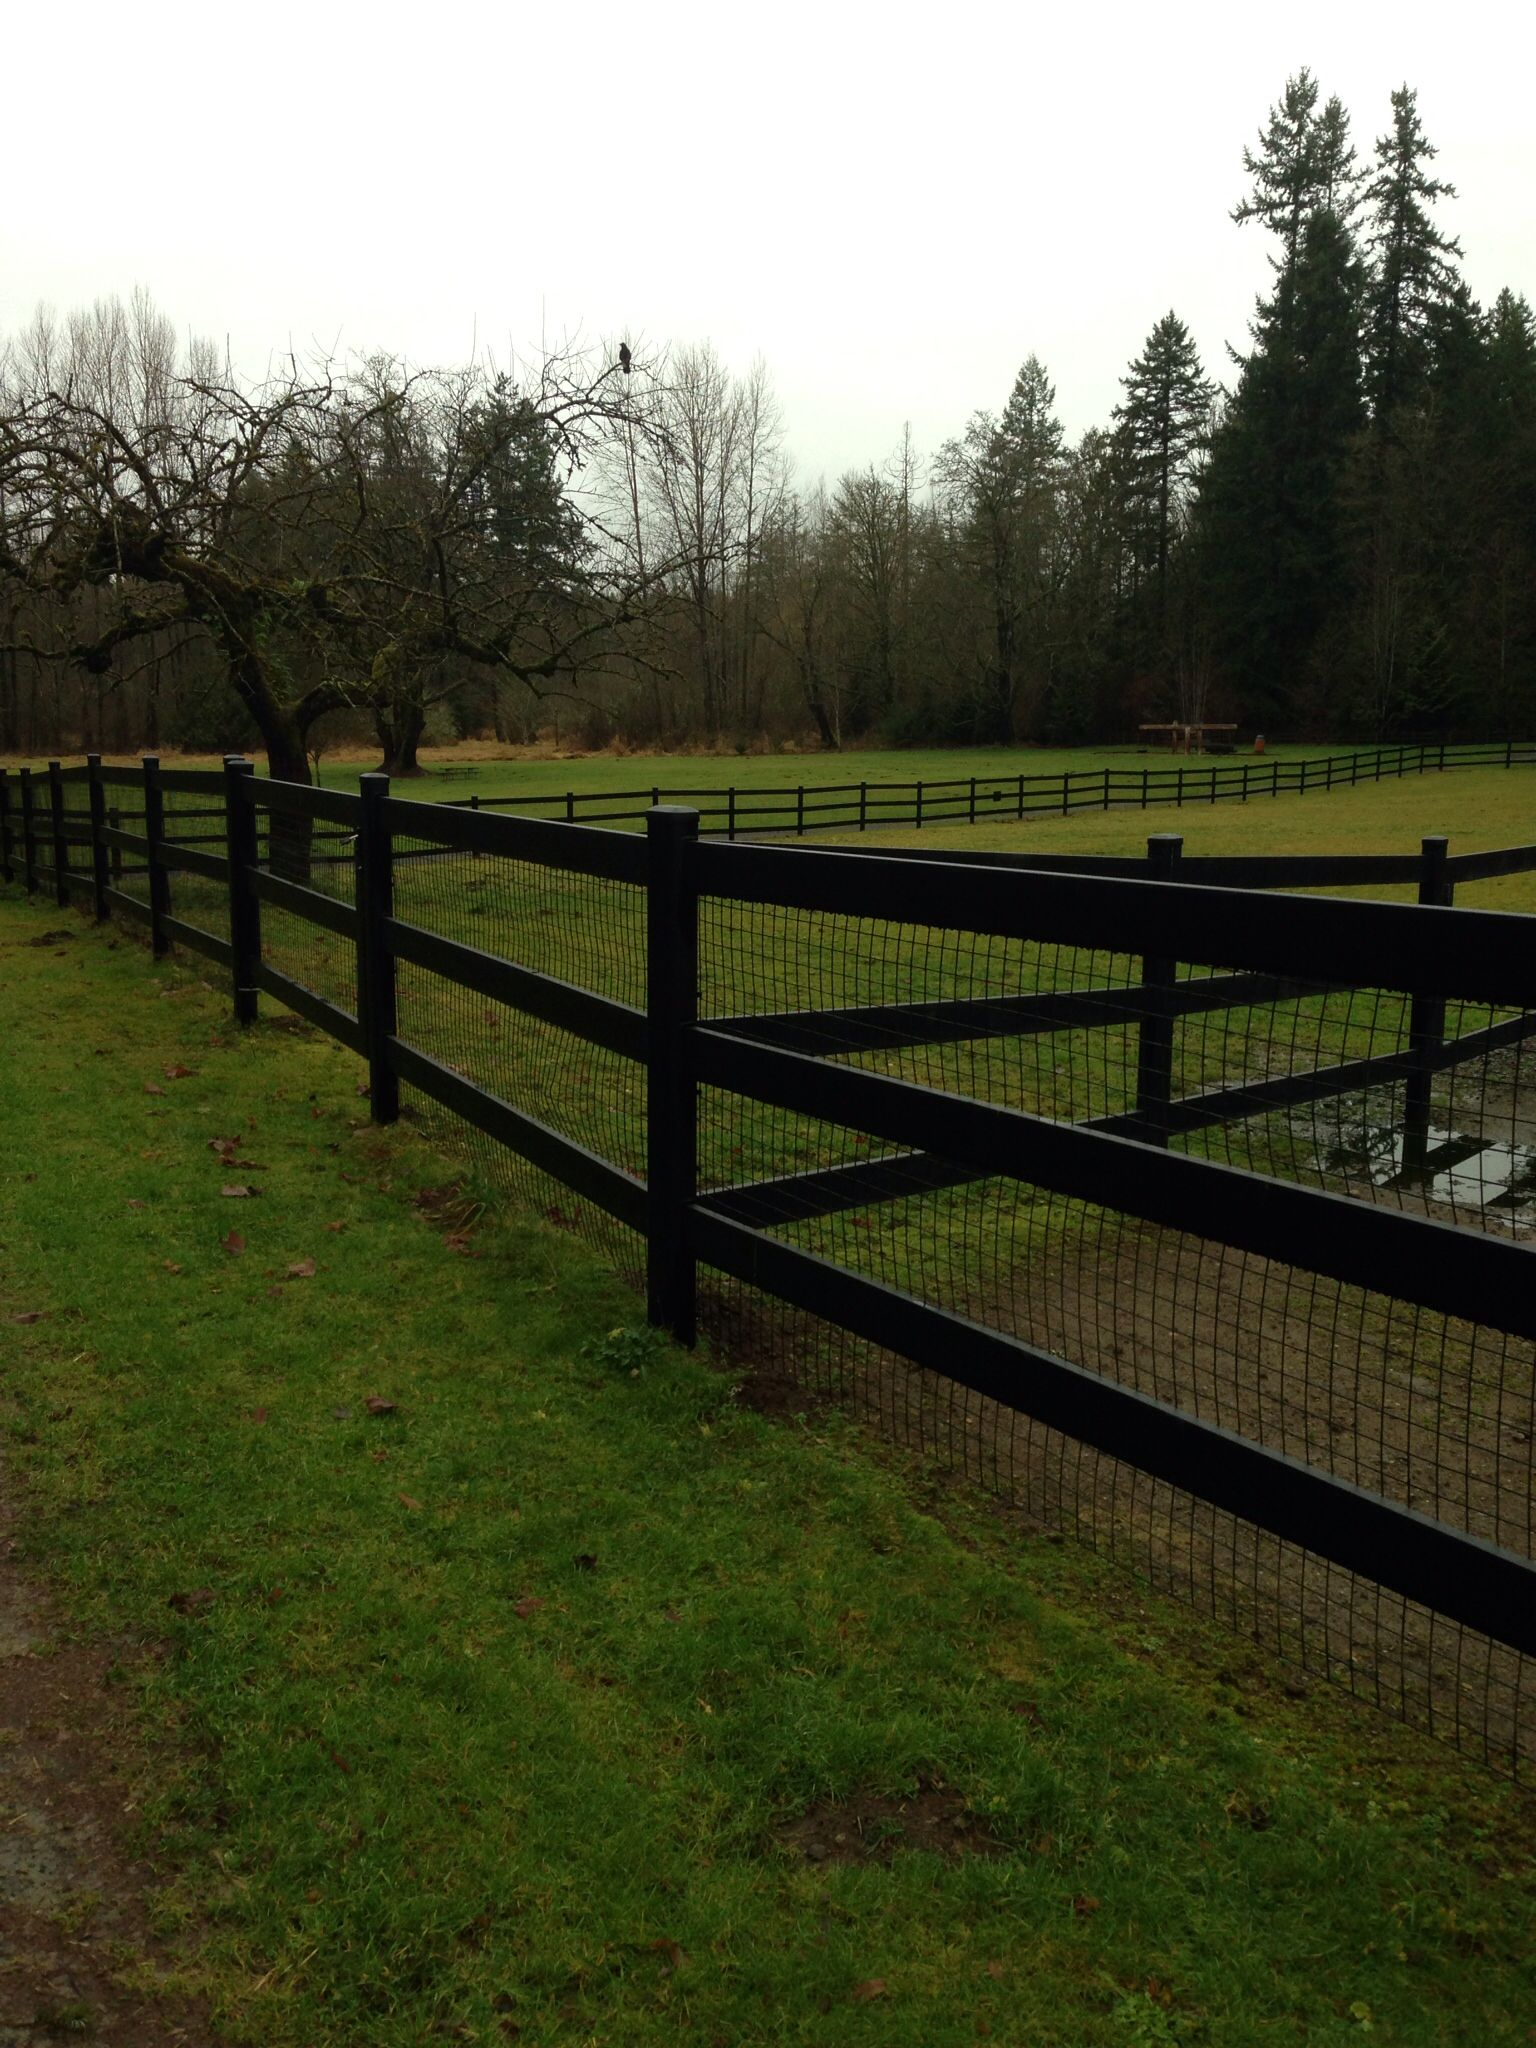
[
  {"xmin": 306, "ymin": 740, "xmax": 1358, "ymax": 802},
  {"xmin": 3, "ymin": 895, "xmax": 1536, "ymax": 2045},
  {"xmin": 828, "ymin": 766, "xmax": 1536, "ymax": 916}
]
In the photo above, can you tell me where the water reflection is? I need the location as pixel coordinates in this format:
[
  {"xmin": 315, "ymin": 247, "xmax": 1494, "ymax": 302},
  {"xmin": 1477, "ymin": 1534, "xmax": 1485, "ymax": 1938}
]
[{"xmin": 1320, "ymin": 1117, "xmax": 1536, "ymax": 1224}]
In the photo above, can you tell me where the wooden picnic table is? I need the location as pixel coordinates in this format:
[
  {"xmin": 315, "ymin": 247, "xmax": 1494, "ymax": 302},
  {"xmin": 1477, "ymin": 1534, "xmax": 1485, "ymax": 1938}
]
[{"xmin": 1138, "ymin": 722, "xmax": 1239, "ymax": 756}]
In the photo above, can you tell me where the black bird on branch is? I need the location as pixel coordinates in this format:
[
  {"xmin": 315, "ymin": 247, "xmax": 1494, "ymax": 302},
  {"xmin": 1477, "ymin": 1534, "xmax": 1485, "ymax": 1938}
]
[{"xmin": 618, "ymin": 342, "xmax": 632, "ymax": 375}]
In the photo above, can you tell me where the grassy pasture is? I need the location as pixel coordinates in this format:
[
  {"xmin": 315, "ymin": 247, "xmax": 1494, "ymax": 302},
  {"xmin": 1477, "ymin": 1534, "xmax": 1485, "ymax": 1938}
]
[
  {"xmin": 319, "ymin": 739, "xmax": 1342, "ymax": 803},
  {"xmin": 5, "ymin": 735, "xmax": 1351, "ymax": 794},
  {"xmin": 3, "ymin": 898, "xmax": 1536, "ymax": 2045},
  {"xmin": 830, "ymin": 765, "xmax": 1536, "ymax": 915}
]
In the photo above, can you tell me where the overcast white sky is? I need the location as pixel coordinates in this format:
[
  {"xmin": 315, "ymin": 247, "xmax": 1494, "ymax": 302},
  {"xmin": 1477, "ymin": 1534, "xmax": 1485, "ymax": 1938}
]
[{"xmin": 5, "ymin": 0, "xmax": 1531, "ymax": 486}]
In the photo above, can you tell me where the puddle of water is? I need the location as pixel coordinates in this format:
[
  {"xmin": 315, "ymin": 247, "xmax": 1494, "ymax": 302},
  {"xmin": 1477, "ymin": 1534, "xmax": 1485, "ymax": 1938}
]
[{"xmin": 1319, "ymin": 1117, "xmax": 1536, "ymax": 1223}]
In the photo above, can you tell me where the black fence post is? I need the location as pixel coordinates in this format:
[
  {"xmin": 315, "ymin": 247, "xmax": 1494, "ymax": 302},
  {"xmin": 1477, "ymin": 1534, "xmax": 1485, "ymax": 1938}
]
[
  {"xmin": 1103, "ymin": 768, "xmax": 1112, "ymax": 811},
  {"xmin": 357, "ymin": 773, "xmax": 399, "ymax": 1124},
  {"xmin": 1403, "ymin": 836, "xmax": 1451, "ymax": 1178},
  {"xmin": 566, "ymin": 789, "xmax": 576, "ymax": 823},
  {"xmin": 727, "ymin": 787, "xmax": 737, "ymax": 842},
  {"xmin": 646, "ymin": 806, "xmax": 699, "ymax": 1346},
  {"xmin": 1141, "ymin": 768, "xmax": 1149, "ymax": 809},
  {"xmin": 1061, "ymin": 772, "xmax": 1069, "ymax": 817},
  {"xmin": 86, "ymin": 753, "xmax": 110, "ymax": 921},
  {"xmin": 224, "ymin": 757, "xmax": 261, "ymax": 1024},
  {"xmin": 859, "ymin": 782, "xmax": 868, "ymax": 832},
  {"xmin": 796, "ymin": 785, "xmax": 805, "ymax": 836},
  {"xmin": 1017, "ymin": 773, "xmax": 1025, "ymax": 820},
  {"xmin": 142, "ymin": 756, "xmax": 171, "ymax": 958},
  {"xmin": 1135, "ymin": 833, "xmax": 1183, "ymax": 1148},
  {"xmin": 0, "ymin": 769, "xmax": 12, "ymax": 884},
  {"xmin": 19, "ymin": 769, "xmax": 37, "ymax": 894},
  {"xmin": 47, "ymin": 760, "xmax": 69, "ymax": 909}
]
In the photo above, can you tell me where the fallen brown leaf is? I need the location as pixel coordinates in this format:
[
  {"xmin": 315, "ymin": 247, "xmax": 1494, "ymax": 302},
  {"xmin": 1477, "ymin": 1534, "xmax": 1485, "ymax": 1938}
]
[
  {"xmin": 162, "ymin": 1259, "xmax": 183, "ymax": 1274},
  {"xmin": 365, "ymin": 1395, "xmax": 397, "ymax": 1416},
  {"xmin": 164, "ymin": 1063, "xmax": 194, "ymax": 1080},
  {"xmin": 398, "ymin": 1493, "xmax": 423, "ymax": 1512},
  {"xmin": 649, "ymin": 1939, "xmax": 687, "ymax": 1973},
  {"xmin": 286, "ymin": 1258, "xmax": 316, "ymax": 1279},
  {"xmin": 168, "ymin": 1588, "xmax": 216, "ymax": 1616},
  {"xmin": 513, "ymin": 1596, "xmax": 544, "ymax": 1620},
  {"xmin": 127, "ymin": 1199, "xmax": 145, "ymax": 1211},
  {"xmin": 247, "ymin": 1407, "xmax": 268, "ymax": 1424},
  {"xmin": 851, "ymin": 1980, "xmax": 887, "ymax": 2004},
  {"xmin": 9, "ymin": 1311, "xmax": 44, "ymax": 1325},
  {"xmin": 221, "ymin": 1184, "xmax": 258, "ymax": 1198},
  {"xmin": 222, "ymin": 1230, "xmax": 245, "ymax": 1255},
  {"xmin": 1072, "ymin": 1895, "xmax": 1101, "ymax": 1918},
  {"xmin": 144, "ymin": 1082, "xmax": 165, "ymax": 1096},
  {"xmin": 325, "ymin": 1221, "xmax": 346, "ymax": 1234}
]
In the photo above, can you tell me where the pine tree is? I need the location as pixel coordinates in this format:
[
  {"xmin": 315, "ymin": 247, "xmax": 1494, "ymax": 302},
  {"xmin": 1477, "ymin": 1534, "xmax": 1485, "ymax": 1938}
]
[
  {"xmin": 1232, "ymin": 76, "xmax": 1362, "ymax": 274},
  {"xmin": 1232, "ymin": 69, "xmax": 1321, "ymax": 271},
  {"xmin": 1199, "ymin": 208, "xmax": 1365, "ymax": 717},
  {"xmin": 1363, "ymin": 87, "xmax": 1463, "ymax": 420},
  {"xmin": 1114, "ymin": 312, "xmax": 1214, "ymax": 626},
  {"xmin": 932, "ymin": 356, "xmax": 1064, "ymax": 740}
]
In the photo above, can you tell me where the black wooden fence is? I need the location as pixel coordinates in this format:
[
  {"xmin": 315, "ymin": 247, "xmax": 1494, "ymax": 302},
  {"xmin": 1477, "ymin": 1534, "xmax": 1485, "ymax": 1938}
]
[
  {"xmin": 6, "ymin": 752, "xmax": 1536, "ymax": 1768},
  {"xmin": 441, "ymin": 737, "xmax": 1536, "ymax": 838}
]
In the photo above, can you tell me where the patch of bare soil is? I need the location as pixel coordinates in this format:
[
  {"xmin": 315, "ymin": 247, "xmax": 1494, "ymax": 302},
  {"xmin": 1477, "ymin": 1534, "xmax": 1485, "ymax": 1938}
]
[
  {"xmin": 774, "ymin": 1781, "xmax": 1003, "ymax": 1866},
  {"xmin": 0, "ymin": 1504, "xmax": 218, "ymax": 2046}
]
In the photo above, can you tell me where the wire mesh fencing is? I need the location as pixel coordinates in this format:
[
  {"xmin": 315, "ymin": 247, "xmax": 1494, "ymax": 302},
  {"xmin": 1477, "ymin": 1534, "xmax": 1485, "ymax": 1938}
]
[
  {"xmin": 685, "ymin": 846, "xmax": 1536, "ymax": 1773},
  {"xmin": 6, "ymin": 764, "xmax": 1535, "ymax": 1771},
  {"xmin": 386, "ymin": 814, "xmax": 648, "ymax": 1285}
]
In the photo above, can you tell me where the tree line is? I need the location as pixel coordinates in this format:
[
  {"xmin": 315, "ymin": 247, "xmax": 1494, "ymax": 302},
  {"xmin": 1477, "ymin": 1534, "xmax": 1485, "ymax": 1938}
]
[{"xmin": 2, "ymin": 73, "xmax": 1532, "ymax": 778}]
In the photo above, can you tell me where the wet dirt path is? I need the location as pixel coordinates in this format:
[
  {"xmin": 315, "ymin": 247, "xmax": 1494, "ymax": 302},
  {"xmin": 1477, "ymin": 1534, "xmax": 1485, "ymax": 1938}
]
[{"xmin": 0, "ymin": 1489, "xmax": 217, "ymax": 2046}]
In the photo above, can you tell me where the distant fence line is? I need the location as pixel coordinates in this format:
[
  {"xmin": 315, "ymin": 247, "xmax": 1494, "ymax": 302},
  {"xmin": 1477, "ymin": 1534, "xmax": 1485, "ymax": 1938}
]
[
  {"xmin": 5, "ymin": 752, "xmax": 1536, "ymax": 1772},
  {"xmin": 442, "ymin": 738, "xmax": 1536, "ymax": 838}
]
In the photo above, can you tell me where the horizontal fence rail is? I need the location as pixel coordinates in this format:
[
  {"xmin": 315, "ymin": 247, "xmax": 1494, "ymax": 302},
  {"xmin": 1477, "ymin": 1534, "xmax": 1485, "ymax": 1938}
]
[
  {"xmin": 429, "ymin": 738, "xmax": 1536, "ymax": 843},
  {"xmin": 5, "ymin": 754, "xmax": 1536, "ymax": 1769}
]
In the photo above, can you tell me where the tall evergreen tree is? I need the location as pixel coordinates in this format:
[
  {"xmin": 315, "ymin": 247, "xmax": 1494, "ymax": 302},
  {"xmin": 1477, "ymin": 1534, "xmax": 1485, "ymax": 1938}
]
[
  {"xmin": 1363, "ymin": 87, "xmax": 1463, "ymax": 421},
  {"xmin": 1114, "ymin": 312, "xmax": 1214, "ymax": 626},
  {"xmin": 1232, "ymin": 73, "xmax": 1361, "ymax": 276},
  {"xmin": 1200, "ymin": 207, "xmax": 1365, "ymax": 717},
  {"xmin": 1231, "ymin": 69, "xmax": 1321, "ymax": 271},
  {"xmin": 932, "ymin": 356, "xmax": 1064, "ymax": 740}
]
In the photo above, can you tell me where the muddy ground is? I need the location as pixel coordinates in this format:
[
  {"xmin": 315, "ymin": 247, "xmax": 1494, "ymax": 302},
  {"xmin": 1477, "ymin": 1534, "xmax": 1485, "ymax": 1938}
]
[{"xmin": 0, "ymin": 1487, "xmax": 216, "ymax": 2047}]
